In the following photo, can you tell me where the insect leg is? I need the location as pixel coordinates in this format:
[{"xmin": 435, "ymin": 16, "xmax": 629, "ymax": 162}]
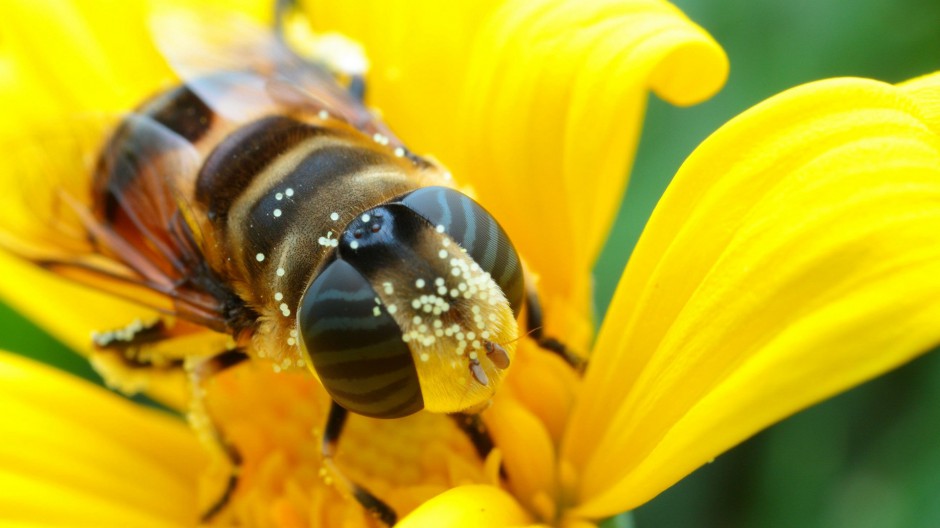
[
  {"xmin": 189, "ymin": 349, "xmax": 250, "ymax": 523},
  {"xmin": 91, "ymin": 318, "xmax": 183, "ymax": 370},
  {"xmin": 525, "ymin": 285, "xmax": 587, "ymax": 372},
  {"xmin": 449, "ymin": 412, "xmax": 497, "ymax": 459},
  {"xmin": 322, "ymin": 402, "xmax": 398, "ymax": 526}
]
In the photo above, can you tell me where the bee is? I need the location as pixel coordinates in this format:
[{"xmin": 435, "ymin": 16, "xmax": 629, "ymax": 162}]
[{"xmin": 1, "ymin": 3, "xmax": 577, "ymax": 525}]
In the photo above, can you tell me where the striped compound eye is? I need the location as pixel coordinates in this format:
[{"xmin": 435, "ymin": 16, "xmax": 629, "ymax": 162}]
[
  {"xmin": 297, "ymin": 257, "xmax": 424, "ymax": 419},
  {"xmin": 399, "ymin": 187, "xmax": 524, "ymax": 317},
  {"xmin": 298, "ymin": 188, "xmax": 523, "ymax": 418}
]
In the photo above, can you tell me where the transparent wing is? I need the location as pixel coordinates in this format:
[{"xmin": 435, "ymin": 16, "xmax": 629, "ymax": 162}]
[
  {"xmin": 0, "ymin": 114, "xmax": 230, "ymax": 331},
  {"xmin": 150, "ymin": 7, "xmax": 406, "ymax": 150}
]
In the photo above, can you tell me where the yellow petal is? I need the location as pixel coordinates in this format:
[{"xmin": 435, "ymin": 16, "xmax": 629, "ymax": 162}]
[
  {"xmin": 564, "ymin": 76, "xmax": 940, "ymax": 517},
  {"xmin": 485, "ymin": 396, "xmax": 557, "ymax": 519},
  {"xmin": 304, "ymin": 0, "xmax": 726, "ymax": 315},
  {"xmin": 455, "ymin": 0, "xmax": 726, "ymax": 306},
  {"xmin": 396, "ymin": 485, "xmax": 533, "ymax": 528},
  {"xmin": 899, "ymin": 71, "xmax": 940, "ymax": 133},
  {"xmin": 0, "ymin": 350, "xmax": 203, "ymax": 525},
  {"xmin": 300, "ymin": 0, "xmax": 503, "ymax": 162}
]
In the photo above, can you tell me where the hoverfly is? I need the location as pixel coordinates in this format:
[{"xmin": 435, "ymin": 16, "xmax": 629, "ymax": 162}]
[{"xmin": 1, "ymin": 3, "xmax": 579, "ymax": 525}]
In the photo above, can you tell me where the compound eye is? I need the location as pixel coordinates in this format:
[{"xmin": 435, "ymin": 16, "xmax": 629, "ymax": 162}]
[
  {"xmin": 401, "ymin": 187, "xmax": 524, "ymax": 317},
  {"xmin": 297, "ymin": 259, "xmax": 424, "ymax": 418}
]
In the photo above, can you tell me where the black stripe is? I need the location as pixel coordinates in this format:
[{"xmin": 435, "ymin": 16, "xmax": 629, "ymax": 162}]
[
  {"xmin": 196, "ymin": 116, "xmax": 323, "ymax": 222},
  {"xmin": 400, "ymin": 187, "xmax": 524, "ymax": 315},
  {"xmin": 240, "ymin": 144, "xmax": 386, "ymax": 267},
  {"xmin": 313, "ymin": 348, "xmax": 413, "ymax": 378},
  {"xmin": 94, "ymin": 115, "xmax": 194, "ymax": 222},
  {"xmin": 300, "ymin": 259, "xmax": 424, "ymax": 418},
  {"xmin": 329, "ymin": 375, "xmax": 424, "ymax": 419},
  {"xmin": 139, "ymin": 84, "xmax": 213, "ymax": 144},
  {"xmin": 327, "ymin": 371, "xmax": 416, "ymax": 404}
]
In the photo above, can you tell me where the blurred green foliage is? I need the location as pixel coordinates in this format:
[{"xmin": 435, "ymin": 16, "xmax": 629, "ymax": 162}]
[{"xmin": 1, "ymin": 0, "xmax": 938, "ymax": 526}]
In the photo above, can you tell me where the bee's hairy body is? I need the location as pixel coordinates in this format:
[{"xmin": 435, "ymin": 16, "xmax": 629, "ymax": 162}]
[{"xmin": 93, "ymin": 70, "xmax": 522, "ymax": 418}]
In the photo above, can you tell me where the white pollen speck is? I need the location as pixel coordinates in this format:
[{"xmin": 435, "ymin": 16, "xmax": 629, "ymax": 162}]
[
  {"xmin": 373, "ymin": 306, "xmax": 381, "ymax": 317},
  {"xmin": 330, "ymin": 212, "xmax": 340, "ymax": 221},
  {"xmin": 469, "ymin": 351, "xmax": 479, "ymax": 360},
  {"xmin": 437, "ymin": 286, "xmax": 447, "ymax": 296},
  {"xmin": 438, "ymin": 249, "xmax": 448, "ymax": 259},
  {"xmin": 285, "ymin": 188, "xmax": 294, "ymax": 197},
  {"xmin": 318, "ymin": 110, "xmax": 329, "ymax": 119},
  {"xmin": 274, "ymin": 292, "xmax": 284, "ymax": 301},
  {"xmin": 435, "ymin": 224, "xmax": 445, "ymax": 233},
  {"xmin": 279, "ymin": 303, "xmax": 289, "ymax": 311},
  {"xmin": 276, "ymin": 267, "xmax": 285, "ymax": 277},
  {"xmin": 275, "ymin": 192, "xmax": 284, "ymax": 200},
  {"xmin": 435, "ymin": 278, "xmax": 445, "ymax": 287},
  {"xmin": 350, "ymin": 241, "xmax": 360, "ymax": 250},
  {"xmin": 256, "ymin": 253, "xmax": 265, "ymax": 262},
  {"xmin": 416, "ymin": 278, "xmax": 426, "ymax": 289},
  {"xmin": 420, "ymin": 353, "xmax": 430, "ymax": 362},
  {"xmin": 412, "ymin": 316, "xmax": 422, "ymax": 325},
  {"xmin": 387, "ymin": 304, "xmax": 398, "ymax": 314},
  {"xmin": 362, "ymin": 213, "xmax": 371, "ymax": 222},
  {"xmin": 394, "ymin": 147, "xmax": 405, "ymax": 157},
  {"xmin": 375, "ymin": 297, "xmax": 381, "ymax": 304},
  {"xmin": 273, "ymin": 208, "xmax": 282, "ymax": 218},
  {"xmin": 287, "ymin": 337, "xmax": 296, "ymax": 346}
]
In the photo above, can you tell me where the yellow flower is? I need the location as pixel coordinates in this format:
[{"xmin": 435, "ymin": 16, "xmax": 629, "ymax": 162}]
[{"xmin": 3, "ymin": 1, "xmax": 940, "ymax": 527}]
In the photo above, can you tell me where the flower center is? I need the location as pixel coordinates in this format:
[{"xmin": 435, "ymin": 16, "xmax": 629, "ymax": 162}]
[{"xmin": 200, "ymin": 361, "xmax": 491, "ymax": 527}]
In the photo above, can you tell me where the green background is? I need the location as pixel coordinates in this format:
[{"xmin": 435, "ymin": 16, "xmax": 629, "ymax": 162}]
[{"xmin": 2, "ymin": 0, "xmax": 940, "ymax": 526}]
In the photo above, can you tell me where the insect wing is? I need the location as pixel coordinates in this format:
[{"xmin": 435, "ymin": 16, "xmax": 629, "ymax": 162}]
[
  {"xmin": 0, "ymin": 114, "xmax": 229, "ymax": 331},
  {"xmin": 149, "ymin": 8, "xmax": 405, "ymax": 148}
]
